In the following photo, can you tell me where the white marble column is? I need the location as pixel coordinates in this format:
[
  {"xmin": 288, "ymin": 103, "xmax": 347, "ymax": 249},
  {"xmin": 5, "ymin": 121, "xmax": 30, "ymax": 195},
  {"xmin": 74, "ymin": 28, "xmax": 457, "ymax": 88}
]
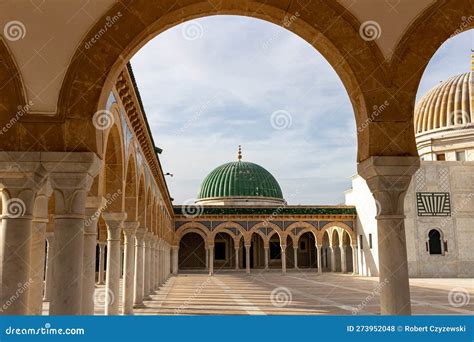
[
  {"xmin": 208, "ymin": 245, "xmax": 214, "ymax": 276},
  {"xmin": 330, "ymin": 246, "xmax": 337, "ymax": 272},
  {"xmin": 43, "ymin": 231, "xmax": 55, "ymax": 301},
  {"xmin": 154, "ymin": 239, "xmax": 160, "ymax": 289},
  {"xmin": 340, "ymin": 245, "xmax": 347, "ymax": 273},
  {"xmin": 103, "ymin": 212, "xmax": 127, "ymax": 315},
  {"xmin": 293, "ymin": 245, "xmax": 298, "ymax": 269},
  {"xmin": 351, "ymin": 245, "xmax": 358, "ymax": 274},
  {"xmin": 234, "ymin": 247, "xmax": 239, "ymax": 270},
  {"xmin": 97, "ymin": 242, "xmax": 106, "ymax": 285},
  {"xmin": 172, "ymin": 246, "xmax": 179, "ymax": 275},
  {"xmin": 358, "ymin": 156, "xmax": 419, "ymax": 315},
  {"xmin": 245, "ymin": 244, "xmax": 251, "ymax": 274},
  {"xmin": 0, "ymin": 155, "xmax": 47, "ymax": 315},
  {"xmin": 28, "ymin": 184, "xmax": 52, "ymax": 315},
  {"xmin": 264, "ymin": 246, "xmax": 269, "ymax": 270},
  {"xmin": 143, "ymin": 232, "xmax": 153, "ymax": 300},
  {"xmin": 316, "ymin": 244, "xmax": 322, "ymax": 273},
  {"xmin": 133, "ymin": 228, "xmax": 146, "ymax": 307},
  {"xmin": 82, "ymin": 197, "xmax": 104, "ymax": 315},
  {"xmin": 48, "ymin": 153, "xmax": 100, "ymax": 315},
  {"xmin": 150, "ymin": 236, "xmax": 157, "ymax": 292},
  {"xmin": 281, "ymin": 245, "xmax": 287, "ymax": 274},
  {"xmin": 122, "ymin": 221, "xmax": 138, "ymax": 315}
]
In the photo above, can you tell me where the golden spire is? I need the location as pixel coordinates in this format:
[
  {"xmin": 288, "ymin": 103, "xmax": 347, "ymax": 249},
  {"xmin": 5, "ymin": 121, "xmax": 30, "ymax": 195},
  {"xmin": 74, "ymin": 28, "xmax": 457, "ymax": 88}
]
[{"xmin": 237, "ymin": 145, "xmax": 242, "ymax": 161}]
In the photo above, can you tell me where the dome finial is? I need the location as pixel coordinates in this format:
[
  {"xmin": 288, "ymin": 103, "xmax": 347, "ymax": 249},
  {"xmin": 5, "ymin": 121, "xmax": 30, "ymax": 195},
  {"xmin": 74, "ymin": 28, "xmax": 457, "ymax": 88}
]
[
  {"xmin": 471, "ymin": 49, "xmax": 474, "ymax": 72},
  {"xmin": 237, "ymin": 145, "xmax": 242, "ymax": 161}
]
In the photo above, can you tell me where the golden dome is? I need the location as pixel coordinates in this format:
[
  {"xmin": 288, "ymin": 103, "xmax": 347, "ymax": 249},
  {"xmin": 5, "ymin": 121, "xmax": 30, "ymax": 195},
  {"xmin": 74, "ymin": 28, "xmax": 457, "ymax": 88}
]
[{"xmin": 414, "ymin": 72, "xmax": 473, "ymax": 135}]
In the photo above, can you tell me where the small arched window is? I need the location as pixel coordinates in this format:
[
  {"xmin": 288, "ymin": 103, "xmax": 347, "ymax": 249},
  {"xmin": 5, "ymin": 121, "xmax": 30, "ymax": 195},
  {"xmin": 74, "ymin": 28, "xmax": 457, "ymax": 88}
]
[{"xmin": 428, "ymin": 229, "xmax": 443, "ymax": 255}]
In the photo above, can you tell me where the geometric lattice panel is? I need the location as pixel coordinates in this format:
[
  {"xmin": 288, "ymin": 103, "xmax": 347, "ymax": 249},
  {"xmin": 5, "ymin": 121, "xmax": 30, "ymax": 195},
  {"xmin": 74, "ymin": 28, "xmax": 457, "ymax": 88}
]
[{"xmin": 416, "ymin": 192, "xmax": 451, "ymax": 217}]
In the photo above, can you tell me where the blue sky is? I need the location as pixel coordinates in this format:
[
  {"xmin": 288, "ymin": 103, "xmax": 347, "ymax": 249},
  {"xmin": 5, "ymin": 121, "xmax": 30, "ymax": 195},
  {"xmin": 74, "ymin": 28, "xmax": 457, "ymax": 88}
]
[{"xmin": 131, "ymin": 16, "xmax": 472, "ymax": 205}]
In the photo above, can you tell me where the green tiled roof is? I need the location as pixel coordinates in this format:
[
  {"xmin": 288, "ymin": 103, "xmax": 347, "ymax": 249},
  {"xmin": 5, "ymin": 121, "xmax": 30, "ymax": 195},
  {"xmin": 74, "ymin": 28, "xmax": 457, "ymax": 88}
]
[
  {"xmin": 198, "ymin": 161, "xmax": 283, "ymax": 200},
  {"xmin": 173, "ymin": 206, "xmax": 357, "ymax": 216}
]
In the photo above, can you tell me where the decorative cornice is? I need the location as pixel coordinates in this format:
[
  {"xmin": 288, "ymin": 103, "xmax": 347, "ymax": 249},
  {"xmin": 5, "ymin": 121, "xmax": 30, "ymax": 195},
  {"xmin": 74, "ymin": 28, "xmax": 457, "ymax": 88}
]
[{"xmin": 115, "ymin": 64, "xmax": 173, "ymax": 216}]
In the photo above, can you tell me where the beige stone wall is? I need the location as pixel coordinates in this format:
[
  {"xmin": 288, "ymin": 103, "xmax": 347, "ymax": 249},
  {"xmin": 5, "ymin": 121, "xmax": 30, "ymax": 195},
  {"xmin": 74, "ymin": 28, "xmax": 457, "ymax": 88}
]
[{"xmin": 347, "ymin": 161, "xmax": 474, "ymax": 278}]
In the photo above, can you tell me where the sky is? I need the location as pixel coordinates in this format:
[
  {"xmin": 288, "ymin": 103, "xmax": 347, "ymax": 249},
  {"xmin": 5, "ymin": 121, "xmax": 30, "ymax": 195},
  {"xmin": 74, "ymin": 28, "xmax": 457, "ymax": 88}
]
[{"xmin": 131, "ymin": 16, "xmax": 472, "ymax": 205}]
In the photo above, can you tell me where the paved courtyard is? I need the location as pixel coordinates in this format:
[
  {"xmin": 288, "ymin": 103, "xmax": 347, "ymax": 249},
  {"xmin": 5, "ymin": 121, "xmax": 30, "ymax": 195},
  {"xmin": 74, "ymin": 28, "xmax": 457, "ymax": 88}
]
[
  {"xmin": 132, "ymin": 272, "xmax": 473, "ymax": 315},
  {"xmin": 41, "ymin": 272, "xmax": 473, "ymax": 315}
]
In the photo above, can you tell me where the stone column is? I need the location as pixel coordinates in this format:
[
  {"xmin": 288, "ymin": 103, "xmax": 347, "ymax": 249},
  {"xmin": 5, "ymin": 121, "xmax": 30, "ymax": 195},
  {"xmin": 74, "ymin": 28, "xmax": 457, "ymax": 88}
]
[
  {"xmin": 245, "ymin": 244, "xmax": 251, "ymax": 274},
  {"xmin": 330, "ymin": 246, "xmax": 336, "ymax": 272},
  {"xmin": 133, "ymin": 228, "xmax": 146, "ymax": 307},
  {"xmin": 43, "ymin": 231, "xmax": 55, "ymax": 301},
  {"xmin": 264, "ymin": 246, "xmax": 269, "ymax": 270},
  {"xmin": 155, "ymin": 240, "xmax": 160, "ymax": 289},
  {"xmin": 281, "ymin": 245, "xmax": 287, "ymax": 274},
  {"xmin": 351, "ymin": 245, "xmax": 358, "ymax": 274},
  {"xmin": 340, "ymin": 245, "xmax": 347, "ymax": 273},
  {"xmin": 0, "ymin": 153, "xmax": 47, "ymax": 315},
  {"xmin": 120, "ymin": 245, "xmax": 124, "ymax": 279},
  {"xmin": 208, "ymin": 245, "xmax": 214, "ymax": 276},
  {"xmin": 358, "ymin": 156, "xmax": 419, "ymax": 315},
  {"xmin": 234, "ymin": 247, "xmax": 239, "ymax": 270},
  {"xmin": 28, "ymin": 184, "xmax": 52, "ymax": 315},
  {"xmin": 150, "ymin": 236, "xmax": 157, "ymax": 292},
  {"xmin": 97, "ymin": 242, "xmax": 106, "ymax": 285},
  {"xmin": 143, "ymin": 232, "xmax": 153, "ymax": 300},
  {"xmin": 103, "ymin": 212, "xmax": 127, "ymax": 315},
  {"xmin": 122, "ymin": 221, "xmax": 138, "ymax": 315},
  {"xmin": 316, "ymin": 244, "xmax": 322, "ymax": 273},
  {"xmin": 172, "ymin": 246, "xmax": 179, "ymax": 275},
  {"xmin": 205, "ymin": 247, "xmax": 209, "ymax": 269},
  {"xmin": 293, "ymin": 245, "xmax": 298, "ymax": 269},
  {"xmin": 48, "ymin": 152, "xmax": 100, "ymax": 315},
  {"xmin": 82, "ymin": 197, "xmax": 105, "ymax": 315}
]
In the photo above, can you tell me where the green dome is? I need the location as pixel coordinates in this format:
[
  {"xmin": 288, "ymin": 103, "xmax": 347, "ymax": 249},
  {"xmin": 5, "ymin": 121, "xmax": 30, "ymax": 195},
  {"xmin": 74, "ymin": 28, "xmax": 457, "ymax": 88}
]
[{"xmin": 197, "ymin": 161, "xmax": 284, "ymax": 200}]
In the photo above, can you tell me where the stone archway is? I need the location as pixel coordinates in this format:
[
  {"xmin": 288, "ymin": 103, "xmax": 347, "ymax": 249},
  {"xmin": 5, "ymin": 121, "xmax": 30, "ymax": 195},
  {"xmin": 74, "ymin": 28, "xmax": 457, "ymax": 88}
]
[{"xmin": 179, "ymin": 232, "xmax": 207, "ymax": 271}]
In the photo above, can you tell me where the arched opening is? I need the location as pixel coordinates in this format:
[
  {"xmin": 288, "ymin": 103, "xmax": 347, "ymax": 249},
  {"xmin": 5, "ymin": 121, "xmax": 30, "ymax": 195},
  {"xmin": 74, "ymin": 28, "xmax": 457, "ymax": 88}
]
[
  {"xmin": 213, "ymin": 232, "xmax": 235, "ymax": 270},
  {"xmin": 285, "ymin": 235, "xmax": 295, "ymax": 269},
  {"xmin": 321, "ymin": 231, "xmax": 330, "ymax": 272},
  {"xmin": 268, "ymin": 232, "xmax": 282, "ymax": 269},
  {"xmin": 179, "ymin": 232, "xmax": 206, "ymax": 270},
  {"xmin": 428, "ymin": 229, "xmax": 443, "ymax": 255},
  {"xmin": 341, "ymin": 230, "xmax": 353, "ymax": 273},
  {"xmin": 243, "ymin": 233, "xmax": 265, "ymax": 269},
  {"xmin": 102, "ymin": 124, "xmax": 124, "ymax": 211},
  {"xmin": 297, "ymin": 232, "xmax": 317, "ymax": 269},
  {"xmin": 124, "ymin": 154, "xmax": 137, "ymax": 222},
  {"xmin": 331, "ymin": 230, "xmax": 341, "ymax": 272}
]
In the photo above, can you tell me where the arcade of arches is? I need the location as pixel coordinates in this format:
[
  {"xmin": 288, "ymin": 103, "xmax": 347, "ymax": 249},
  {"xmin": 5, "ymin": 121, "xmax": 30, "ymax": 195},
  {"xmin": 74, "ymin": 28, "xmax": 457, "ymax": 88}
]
[{"xmin": 0, "ymin": 0, "xmax": 473, "ymax": 316}]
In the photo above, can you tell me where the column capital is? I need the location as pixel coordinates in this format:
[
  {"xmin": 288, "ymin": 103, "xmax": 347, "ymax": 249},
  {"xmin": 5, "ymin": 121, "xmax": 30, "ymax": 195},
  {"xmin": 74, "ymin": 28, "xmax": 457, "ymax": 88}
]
[
  {"xmin": 358, "ymin": 156, "xmax": 419, "ymax": 217},
  {"xmin": 98, "ymin": 241, "xmax": 107, "ymax": 247},
  {"xmin": 103, "ymin": 212, "xmax": 127, "ymax": 240},
  {"xmin": 136, "ymin": 227, "xmax": 146, "ymax": 241},
  {"xmin": 123, "ymin": 221, "xmax": 139, "ymax": 233}
]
